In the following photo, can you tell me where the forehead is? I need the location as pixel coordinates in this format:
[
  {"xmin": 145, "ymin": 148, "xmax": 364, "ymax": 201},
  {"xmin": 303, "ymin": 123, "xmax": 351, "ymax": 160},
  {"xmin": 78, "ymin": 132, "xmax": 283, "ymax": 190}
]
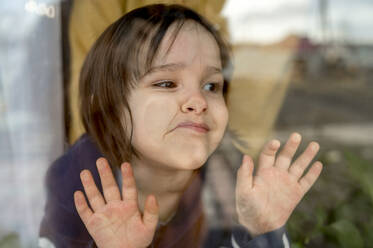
[{"xmin": 153, "ymin": 21, "xmax": 222, "ymax": 69}]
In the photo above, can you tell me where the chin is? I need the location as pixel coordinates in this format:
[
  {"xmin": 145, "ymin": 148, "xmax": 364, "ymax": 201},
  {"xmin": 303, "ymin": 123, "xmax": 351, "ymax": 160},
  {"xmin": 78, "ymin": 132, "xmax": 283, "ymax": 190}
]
[
  {"xmin": 137, "ymin": 141, "xmax": 213, "ymax": 170},
  {"xmin": 172, "ymin": 152, "xmax": 209, "ymax": 170}
]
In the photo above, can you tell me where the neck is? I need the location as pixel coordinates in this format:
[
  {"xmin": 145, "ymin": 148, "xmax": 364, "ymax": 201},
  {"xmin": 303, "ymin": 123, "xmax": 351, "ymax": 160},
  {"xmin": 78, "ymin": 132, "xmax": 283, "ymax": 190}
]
[{"xmin": 130, "ymin": 157, "xmax": 197, "ymax": 223}]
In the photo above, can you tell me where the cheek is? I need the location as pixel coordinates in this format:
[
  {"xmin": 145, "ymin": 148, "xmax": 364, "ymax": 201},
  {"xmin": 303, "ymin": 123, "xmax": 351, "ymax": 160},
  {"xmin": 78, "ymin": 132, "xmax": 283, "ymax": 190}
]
[
  {"xmin": 221, "ymin": 106, "xmax": 229, "ymax": 129},
  {"xmin": 215, "ymin": 102, "xmax": 229, "ymax": 132},
  {"xmin": 132, "ymin": 97, "xmax": 176, "ymax": 140},
  {"xmin": 207, "ymin": 101, "xmax": 229, "ymax": 150}
]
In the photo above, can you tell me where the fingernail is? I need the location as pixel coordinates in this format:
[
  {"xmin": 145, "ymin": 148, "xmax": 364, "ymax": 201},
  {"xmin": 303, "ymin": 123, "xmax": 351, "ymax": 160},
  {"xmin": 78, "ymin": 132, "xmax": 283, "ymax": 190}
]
[
  {"xmin": 122, "ymin": 163, "xmax": 129, "ymax": 173},
  {"xmin": 244, "ymin": 155, "xmax": 251, "ymax": 166},
  {"xmin": 272, "ymin": 140, "xmax": 280, "ymax": 148},
  {"xmin": 311, "ymin": 142, "xmax": 319, "ymax": 151},
  {"xmin": 74, "ymin": 191, "xmax": 83, "ymax": 204},
  {"xmin": 81, "ymin": 170, "xmax": 89, "ymax": 181},
  {"xmin": 292, "ymin": 133, "xmax": 301, "ymax": 142},
  {"xmin": 97, "ymin": 160, "xmax": 104, "ymax": 170},
  {"xmin": 246, "ymin": 155, "xmax": 251, "ymax": 164}
]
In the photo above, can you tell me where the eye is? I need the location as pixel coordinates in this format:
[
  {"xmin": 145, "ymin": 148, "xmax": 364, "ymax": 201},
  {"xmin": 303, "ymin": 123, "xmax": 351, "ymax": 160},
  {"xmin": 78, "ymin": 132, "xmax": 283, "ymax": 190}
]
[
  {"xmin": 153, "ymin": 80, "xmax": 177, "ymax": 88},
  {"xmin": 203, "ymin": 82, "xmax": 222, "ymax": 93}
]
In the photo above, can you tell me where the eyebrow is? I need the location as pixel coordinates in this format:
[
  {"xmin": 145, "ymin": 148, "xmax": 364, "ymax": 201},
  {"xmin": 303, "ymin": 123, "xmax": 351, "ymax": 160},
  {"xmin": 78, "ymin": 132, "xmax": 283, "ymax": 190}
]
[{"xmin": 142, "ymin": 62, "xmax": 222, "ymax": 77}]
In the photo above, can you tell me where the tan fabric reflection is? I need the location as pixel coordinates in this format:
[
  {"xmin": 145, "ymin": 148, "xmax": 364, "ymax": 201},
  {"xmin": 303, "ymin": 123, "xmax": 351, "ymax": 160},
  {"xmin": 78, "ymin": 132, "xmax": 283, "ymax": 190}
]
[
  {"xmin": 68, "ymin": 0, "xmax": 227, "ymax": 144},
  {"xmin": 228, "ymin": 40, "xmax": 297, "ymax": 156}
]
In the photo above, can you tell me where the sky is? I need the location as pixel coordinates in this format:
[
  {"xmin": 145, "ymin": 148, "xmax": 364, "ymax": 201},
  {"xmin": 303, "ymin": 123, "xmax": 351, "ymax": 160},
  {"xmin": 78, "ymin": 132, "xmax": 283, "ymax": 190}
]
[
  {"xmin": 222, "ymin": 0, "xmax": 373, "ymax": 44},
  {"xmin": 1, "ymin": 0, "xmax": 372, "ymax": 45}
]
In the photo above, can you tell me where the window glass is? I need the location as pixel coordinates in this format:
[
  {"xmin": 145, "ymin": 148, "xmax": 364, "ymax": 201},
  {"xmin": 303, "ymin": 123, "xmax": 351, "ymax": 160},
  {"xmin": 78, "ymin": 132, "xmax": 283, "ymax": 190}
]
[{"xmin": 1, "ymin": 1, "xmax": 372, "ymax": 247}]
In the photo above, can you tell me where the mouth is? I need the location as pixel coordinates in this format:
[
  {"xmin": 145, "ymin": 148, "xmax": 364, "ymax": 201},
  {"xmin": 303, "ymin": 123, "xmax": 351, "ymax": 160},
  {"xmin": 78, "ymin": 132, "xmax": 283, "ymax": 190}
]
[{"xmin": 175, "ymin": 122, "xmax": 210, "ymax": 133}]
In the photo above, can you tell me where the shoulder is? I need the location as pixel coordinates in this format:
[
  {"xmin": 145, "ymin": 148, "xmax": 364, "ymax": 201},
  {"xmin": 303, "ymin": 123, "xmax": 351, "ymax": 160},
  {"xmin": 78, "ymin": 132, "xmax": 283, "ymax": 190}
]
[
  {"xmin": 44, "ymin": 133, "xmax": 103, "ymax": 210},
  {"xmin": 40, "ymin": 133, "xmax": 104, "ymax": 245}
]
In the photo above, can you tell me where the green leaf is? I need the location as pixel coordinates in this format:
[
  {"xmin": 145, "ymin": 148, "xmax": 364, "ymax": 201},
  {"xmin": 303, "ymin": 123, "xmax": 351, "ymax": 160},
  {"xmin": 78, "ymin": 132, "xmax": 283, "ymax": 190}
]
[
  {"xmin": 315, "ymin": 206, "xmax": 328, "ymax": 228},
  {"xmin": 0, "ymin": 232, "xmax": 21, "ymax": 248},
  {"xmin": 324, "ymin": 219, "xmax": 364, "ymax": 248},
  {"xmin": 290, "ymin": 242, "xmax": 304, "ymax": 248},
  {"xmin": 344, "ymin": 151, "xmax": 373, "ymax": 204}
]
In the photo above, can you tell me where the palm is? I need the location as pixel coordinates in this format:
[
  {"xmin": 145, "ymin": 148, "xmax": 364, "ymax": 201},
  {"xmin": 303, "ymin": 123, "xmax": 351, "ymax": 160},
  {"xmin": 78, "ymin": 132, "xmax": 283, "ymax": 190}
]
[
  {"xmin": 235, "ymin": 133, "xmax": 323, "ymax": 236},
  {"xmin": 242, "ymin": 168, "xmax": 303, "ymax": 226},
  {"xmin": 74, "ymin": 159, "xmax": 159, "ymax": 248},
  {"xmin": 85, "ymin": 201, "xmax": 142, "ymax": 247}
]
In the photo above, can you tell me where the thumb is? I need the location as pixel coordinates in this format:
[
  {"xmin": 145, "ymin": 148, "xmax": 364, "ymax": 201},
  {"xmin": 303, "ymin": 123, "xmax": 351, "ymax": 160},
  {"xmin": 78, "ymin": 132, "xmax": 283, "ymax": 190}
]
[
  {"xmin": 236, "ymin": 155, "xmax": 254, "ymax": 191},
  {"xmin": 142, "ymin": 194, "xmax": 159, "ymax": 232}
]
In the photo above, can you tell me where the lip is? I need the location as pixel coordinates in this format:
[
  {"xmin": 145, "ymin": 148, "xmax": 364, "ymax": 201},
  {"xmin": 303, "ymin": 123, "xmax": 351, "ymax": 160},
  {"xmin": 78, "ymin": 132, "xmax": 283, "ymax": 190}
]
[{"xmin": 176, "ymin": 121, "xmax": 210, "ymax": 133}]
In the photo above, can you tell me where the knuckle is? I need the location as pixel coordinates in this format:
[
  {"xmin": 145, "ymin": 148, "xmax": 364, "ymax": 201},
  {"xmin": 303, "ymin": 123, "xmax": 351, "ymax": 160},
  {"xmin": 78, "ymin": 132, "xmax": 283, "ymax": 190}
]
[
  {"xmin": 303, "ymin": 175, "xmax": 313, "ymax": 185},
  {"xmin": 90, "ymin": 195, "xmax": 102, "ymax": 205},
  {"xmin": 290, "ymin": 164, "xmax": 303, "ymax": 175},
  {"xmin": 309, "ymin": 142, "xmax": 320, "ymax": 152},
  {"xmin": 86, "ymin": 187, "xmax": 97, "ymax": 196},
  {"xmin": 262, "ymin": 149, "xmax": 274, "ymax": 157},
  {"xmin": 279, "ymin": 150, "xmax": 292, "ymax": 159},
  {"xmin": 297, "ymin": 155, "xmax": 308, "ymax": 165},
  {"xmin": 106, "ymin": 186, "xmax": 118, "ymax": 195},
  {"xmin": 124, "ymin": 189, "xmax": 137, "ymax": 200},
  {"xmin": 123, "ymin": 177, "xmax": 135, "ymax": 187}
]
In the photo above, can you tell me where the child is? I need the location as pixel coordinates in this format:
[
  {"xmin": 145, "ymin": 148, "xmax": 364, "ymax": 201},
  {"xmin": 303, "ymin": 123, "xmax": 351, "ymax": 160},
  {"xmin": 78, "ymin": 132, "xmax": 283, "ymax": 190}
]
[{"xmin": 39, "ymin": 4, "xmax": 322, "ymax": 248}]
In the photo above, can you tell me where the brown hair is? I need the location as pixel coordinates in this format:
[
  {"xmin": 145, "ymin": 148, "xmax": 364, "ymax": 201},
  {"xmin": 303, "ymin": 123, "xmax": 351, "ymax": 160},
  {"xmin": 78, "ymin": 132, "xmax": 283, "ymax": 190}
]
[{"xmin": 79, "ymin": 4, "xmax": 232, "ymax": 168}]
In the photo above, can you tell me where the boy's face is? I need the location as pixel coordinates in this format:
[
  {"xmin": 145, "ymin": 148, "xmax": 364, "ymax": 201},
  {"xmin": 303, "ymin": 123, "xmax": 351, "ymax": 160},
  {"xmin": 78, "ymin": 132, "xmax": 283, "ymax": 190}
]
[{"xmin": 128, "ymin": 21, "xmax": 228, "ymax": 170}]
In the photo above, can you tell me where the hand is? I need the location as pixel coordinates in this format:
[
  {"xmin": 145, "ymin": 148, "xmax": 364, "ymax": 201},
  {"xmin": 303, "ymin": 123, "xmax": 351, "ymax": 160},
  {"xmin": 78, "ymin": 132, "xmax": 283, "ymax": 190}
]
[
  {"xmin": 235, "ymin": 133, "xmax": 323, "ymax": 237},
  {"xmin": 74, "ymin": 158, "xmax": 159, "ymax": 248}
]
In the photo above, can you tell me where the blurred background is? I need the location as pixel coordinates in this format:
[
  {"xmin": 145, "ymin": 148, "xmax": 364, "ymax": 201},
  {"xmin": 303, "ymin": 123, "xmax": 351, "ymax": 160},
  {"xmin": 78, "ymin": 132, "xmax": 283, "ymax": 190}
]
[{"xmin": 0, "ymin": 0, "xmax": 372, "ymax": 247}]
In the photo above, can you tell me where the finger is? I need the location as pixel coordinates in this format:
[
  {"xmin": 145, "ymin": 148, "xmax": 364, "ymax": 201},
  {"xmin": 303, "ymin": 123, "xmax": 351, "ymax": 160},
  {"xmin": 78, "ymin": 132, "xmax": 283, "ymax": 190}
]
[
  {"xmin": 274, "ymin": 133, "xmax": 302, "ymax": 170},
  {"xmin": 121, "ymin": 162, "xmax": 139, "ymax": 205},
  {"xmin": 299, "ymin": 161, "xmax": 323, "ymax": 193},
  {"xmin": 258, "ymin": 139, "xmax": 281, "ymax": 170},
  {"xmin": 236, "ymin": 155, "xmax": 254, "ymax": 191},
  {"xmin": 80, "ymin": 170, "xmax": 106, "ymax": 211},
  {"xmin": 96, "ymin": 158, "xmax": 121, "ymax": 202},
  {"xmin": 142, "ymin": 195, "xmax": 159, "ymax": 231},
  {"xmin": 74, "ymin": 190, "xmax": 93, "ymax": 225},
  {"xmin": 289, "ymin": 141, "xmax": 320, "ymax": 179}
]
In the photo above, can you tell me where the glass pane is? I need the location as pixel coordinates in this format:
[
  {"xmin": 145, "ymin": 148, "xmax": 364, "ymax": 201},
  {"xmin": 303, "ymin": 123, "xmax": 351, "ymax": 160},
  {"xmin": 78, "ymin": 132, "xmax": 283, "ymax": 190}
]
[{"xmin": 0, "ymin": 1, "xmax": 64, "ymax": 247}]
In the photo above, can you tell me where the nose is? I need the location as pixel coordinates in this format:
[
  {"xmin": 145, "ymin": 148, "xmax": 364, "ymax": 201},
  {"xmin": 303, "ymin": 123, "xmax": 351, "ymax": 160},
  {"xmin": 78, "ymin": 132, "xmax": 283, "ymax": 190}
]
[{"xmin": 181, "ymin": 90, "xmax": 208, "ymax": 114}]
